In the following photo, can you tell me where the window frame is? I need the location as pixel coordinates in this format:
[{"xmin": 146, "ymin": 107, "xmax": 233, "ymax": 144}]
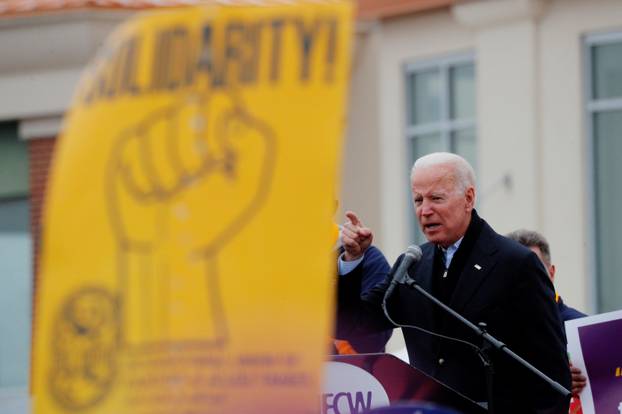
[
  {"xmin": 404, "ymin": 52, "xmax": 477, "ymax": 153},
  {"xmin": 584, "ymin": 31, "xmax": 622, "ymax": 312}
]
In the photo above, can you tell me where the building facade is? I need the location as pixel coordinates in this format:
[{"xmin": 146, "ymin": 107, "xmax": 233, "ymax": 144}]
[
  {"xmin": 341, "ymin": 0, "xmax": 622, "ymax": 363},
  {"xmin": 344, "ymin": 0, "xmax": 622, "ymax": 318}
]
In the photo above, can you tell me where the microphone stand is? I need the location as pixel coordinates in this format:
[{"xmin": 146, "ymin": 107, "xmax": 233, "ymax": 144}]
[{"xmin": 402, "ymin": 278, "xmax": 571, "ymax": 413}]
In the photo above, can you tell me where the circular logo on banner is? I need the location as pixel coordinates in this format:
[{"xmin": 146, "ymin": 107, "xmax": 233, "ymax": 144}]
[{"xmin": 322, "ymin": 362, "xmax": 389, "ymax": 414}]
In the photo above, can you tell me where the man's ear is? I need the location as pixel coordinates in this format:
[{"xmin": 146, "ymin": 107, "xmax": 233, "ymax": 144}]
[{"xmin": 465, "ymin": 186, "xmax": 476, "ymax": 210}]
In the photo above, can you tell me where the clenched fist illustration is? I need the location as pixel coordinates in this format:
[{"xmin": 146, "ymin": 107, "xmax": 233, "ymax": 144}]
[{"xmin": 106, "ymin": 92, "xmax": 276, "ymax": 345}]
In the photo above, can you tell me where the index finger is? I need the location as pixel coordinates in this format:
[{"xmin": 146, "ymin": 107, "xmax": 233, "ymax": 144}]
[{"xmin": 345, "ymin": 210, "xmax": 361, "ymax": 227}]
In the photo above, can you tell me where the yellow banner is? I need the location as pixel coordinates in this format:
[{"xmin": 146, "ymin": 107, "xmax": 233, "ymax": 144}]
[{"xmin": 32, "ymin": 2, "xmax": 352, "ymax": 413}]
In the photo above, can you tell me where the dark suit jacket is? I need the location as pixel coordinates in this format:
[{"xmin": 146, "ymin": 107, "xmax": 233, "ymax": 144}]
[{"xmin": 337, "ymin": 211, "xmax": 571, "ymax": 414}]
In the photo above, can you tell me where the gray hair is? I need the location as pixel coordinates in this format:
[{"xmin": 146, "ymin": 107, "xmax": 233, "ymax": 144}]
[
  {"xmin": 506, "ymin": 229, "xmax": 552, "ymax": 265},
  {"xmin": 410, "ymin": 152, "xmax": 476, "ymax": 194}
]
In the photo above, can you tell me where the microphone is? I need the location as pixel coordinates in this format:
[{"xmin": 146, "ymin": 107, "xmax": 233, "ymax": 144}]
[{"xmin": 383, "ymin": 245, "xmax": 422, "ymax": 305}]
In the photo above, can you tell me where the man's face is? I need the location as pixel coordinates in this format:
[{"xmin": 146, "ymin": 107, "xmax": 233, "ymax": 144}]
[{"xmin": 411, "ymin": 163, "xmax": 475, "ymax": 248}]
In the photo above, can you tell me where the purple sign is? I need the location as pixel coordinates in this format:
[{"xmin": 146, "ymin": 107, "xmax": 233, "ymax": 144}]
[
  {"xmin": 577, "ymin": 318, "xmax": 622, "ymax": 413},
  {"xmin": 565, "ymin": 309, "xmax": 622, "ymax": 414}
]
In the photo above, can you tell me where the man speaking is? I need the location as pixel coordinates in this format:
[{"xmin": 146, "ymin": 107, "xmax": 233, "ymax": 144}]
[{"xmin": 337, "ymin": 152, "xmax": 571, "ymax": 413}]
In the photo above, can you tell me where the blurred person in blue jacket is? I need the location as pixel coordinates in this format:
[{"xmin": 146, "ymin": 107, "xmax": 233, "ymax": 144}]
[{"xmin": 332, "ymin": 216, "xmax": 393, "ymax": 354}]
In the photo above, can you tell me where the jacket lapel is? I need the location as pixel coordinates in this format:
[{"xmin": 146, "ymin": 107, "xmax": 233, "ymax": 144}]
[
  {"xmin": 406, "ymin": 243, "xmax": 436, "ymax": 327},
  {"xmin": 449, "ymin": 223, "xmax": 498, "ymax": 313},
  {"xmin": 409, "ymin": 243, "xmax": 435, "ymax": 293}
]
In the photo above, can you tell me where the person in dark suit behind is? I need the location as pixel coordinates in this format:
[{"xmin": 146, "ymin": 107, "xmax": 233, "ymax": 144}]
[
  {"xmin": 506, "ymin": 229, "xmax": 586, "ymax": 321},
  {"xmin": 337, "ymin": 152, "xmax": 571, "ymax": 413},
  {"xmin": 506, "ymin": 229, "xmax": 587, "ymax": 396}
]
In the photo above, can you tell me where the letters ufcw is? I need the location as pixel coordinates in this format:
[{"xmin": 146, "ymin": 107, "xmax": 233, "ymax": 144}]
[
  {"xmin": 78, "ymin": 17, "xmax": 340, "ymax": 106},
  {"xmin": 322, "ymin": 391, "xmax": 372, "ymax": 414}
]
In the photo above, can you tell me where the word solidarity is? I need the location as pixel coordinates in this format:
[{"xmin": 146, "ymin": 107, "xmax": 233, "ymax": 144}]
[{"xmin": 79, "ymin": 17, "xmax": 341, "ymax": 105}]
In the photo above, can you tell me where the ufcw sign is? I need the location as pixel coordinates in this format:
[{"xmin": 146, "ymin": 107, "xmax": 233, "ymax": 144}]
[
  {"xmin": 32, "ymin": 2, "xmax": 353, "ymax": 414},
  {"xmin": 322, "ymin": 362, "xmax": 390, "ymax": 414},
  {"xmin": 322, "ymin": 391, "xmax": 373, "ymax": 414}
]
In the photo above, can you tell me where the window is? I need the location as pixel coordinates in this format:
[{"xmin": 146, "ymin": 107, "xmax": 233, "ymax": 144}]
[
  {"xmin": 586, "ymin": 33, "xmax": 622, "ymax": 312},
  {"xmin": 404, "ymin": 54, "xmax": 477, "ymax": 243},
  {"xmin": 0, "ymin": 122, "xmax": 31, "ymax": 410}
]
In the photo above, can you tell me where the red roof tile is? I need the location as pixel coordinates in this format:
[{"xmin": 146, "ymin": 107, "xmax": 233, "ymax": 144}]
[
  {"xmin": 357, "ymin": 0, "xmax": 453, "ymax": 20},
  {"xmin": 0, "ymin": 0, "xmax": 452, "ymax": 18},
  {"xmin": 0, "ymin": 0, "xmax": 216, "ymax": 16},
  {"xmin": 0, "ymin": 0, "xmax": 344, "ymax": 17}
]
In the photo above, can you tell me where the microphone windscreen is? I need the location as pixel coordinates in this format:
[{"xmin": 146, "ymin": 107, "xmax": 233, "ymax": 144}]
[{"xmin": 406, "ymin": 245, "xmax": 422, "ymax": 260}]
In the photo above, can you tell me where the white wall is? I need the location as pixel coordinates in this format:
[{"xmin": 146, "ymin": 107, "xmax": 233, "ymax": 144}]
[
  {"xmin": 474, "ymin": 17, "xmax": 542, "ymax": 233},
  {"xmin": 340, "ymin": 23, "xmax": 384, "ymax": 239},
  {"xmin": 0, "ymin": 11, "xmax": 130, "ymax": 123}
]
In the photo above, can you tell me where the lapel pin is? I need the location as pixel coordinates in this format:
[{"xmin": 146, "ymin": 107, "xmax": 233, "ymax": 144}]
[{"xmin": 474, "ymin": 264, "xmax": 482, "ymax": 270}]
